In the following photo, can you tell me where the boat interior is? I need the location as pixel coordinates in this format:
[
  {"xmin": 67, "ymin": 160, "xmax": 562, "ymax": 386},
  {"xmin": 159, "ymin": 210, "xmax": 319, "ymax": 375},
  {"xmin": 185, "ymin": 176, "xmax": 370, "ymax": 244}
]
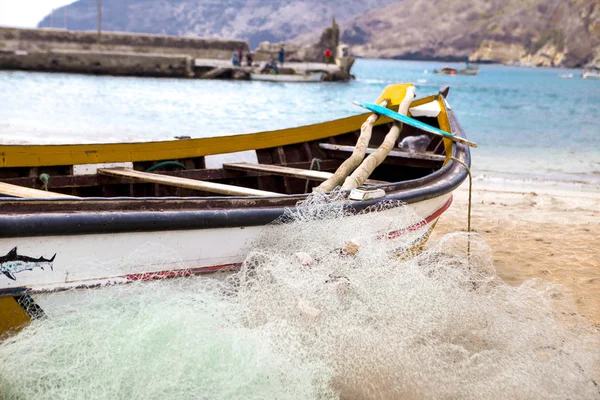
[{"xmin": 0, "ymin": 94, "xmax": 454, "ymax": 202}]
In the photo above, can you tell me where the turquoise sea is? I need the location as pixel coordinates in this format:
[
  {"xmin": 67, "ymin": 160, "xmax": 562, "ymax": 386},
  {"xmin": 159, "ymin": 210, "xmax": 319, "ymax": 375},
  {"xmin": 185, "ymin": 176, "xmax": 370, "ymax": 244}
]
[{"xmin": 0, "ymin": 58, "xmax": 599, "ymax": 190}]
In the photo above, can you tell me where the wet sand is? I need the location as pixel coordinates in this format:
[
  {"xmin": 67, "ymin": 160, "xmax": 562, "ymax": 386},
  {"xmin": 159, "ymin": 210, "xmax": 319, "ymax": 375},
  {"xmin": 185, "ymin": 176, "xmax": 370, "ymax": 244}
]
[{"xmin": 432, "ymin": 182, "xmax": 600, "ymax": 327}]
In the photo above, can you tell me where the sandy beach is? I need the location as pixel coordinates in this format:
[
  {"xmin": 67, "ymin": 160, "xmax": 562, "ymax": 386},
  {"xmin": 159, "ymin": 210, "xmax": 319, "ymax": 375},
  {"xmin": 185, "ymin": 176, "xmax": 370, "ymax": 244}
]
[{"xmin": 432, "ymin": 181, "xmax": 600, "ymax": 327}]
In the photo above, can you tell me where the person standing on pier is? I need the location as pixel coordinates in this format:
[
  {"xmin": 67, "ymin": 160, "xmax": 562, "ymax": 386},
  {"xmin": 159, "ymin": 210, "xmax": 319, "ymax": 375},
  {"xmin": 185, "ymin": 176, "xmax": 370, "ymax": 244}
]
[
  {"xmin": 324, "ymin": 48, "xmax": 332, "ymax": 66},
  {"xmin": 237, "ymin": 48, "xmax": 244, "ymax": 66},
  {"xmin": 278, "ymin": 45, "xmax": 285, "ymax": 67},
  {"xmin": 246, "ymin": 52, "xmax": 253, "ymax": 67}
]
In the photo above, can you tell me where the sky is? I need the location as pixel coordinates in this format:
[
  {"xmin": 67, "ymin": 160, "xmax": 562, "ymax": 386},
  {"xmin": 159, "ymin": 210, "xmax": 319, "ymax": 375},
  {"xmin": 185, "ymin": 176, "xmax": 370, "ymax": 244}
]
[{"xmin": 0, "ymin": 0, "xmax": 77, "ymax": 28}]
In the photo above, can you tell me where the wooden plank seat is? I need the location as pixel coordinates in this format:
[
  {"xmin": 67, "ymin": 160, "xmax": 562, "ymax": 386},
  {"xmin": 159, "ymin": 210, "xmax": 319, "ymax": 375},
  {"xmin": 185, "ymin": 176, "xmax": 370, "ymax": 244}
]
[
  {"xmin": 318, "ymin": 143, "xmax": 446, "ymax": 162},
  {"xmin": 222, "ymin": 162, "xmax": 387, "ymax": 185},
  {"xmin": 98, "ymin": 168, "xmax": 282, "ymax": 197},
  {"xmin": 0, "ymin": 182, "xmax": 80, "ymax": 199}
]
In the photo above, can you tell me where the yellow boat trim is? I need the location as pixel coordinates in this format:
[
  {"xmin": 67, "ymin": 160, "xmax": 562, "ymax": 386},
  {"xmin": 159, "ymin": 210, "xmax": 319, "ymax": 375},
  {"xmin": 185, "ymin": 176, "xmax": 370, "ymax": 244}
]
[
  {"xmin": 436, "ymin": 97, "xmax": 454, "ymax": 165},
  {"xmin": 0, "ymin": 89, "xmax": 454, "ymax": 169},
  {"xmin": 0, "ymin": 111, "xmax": 402, "ymax": 168},
  {"xmin": 405, "ymin": 93, "xmax": 453, "ymax": 166}
]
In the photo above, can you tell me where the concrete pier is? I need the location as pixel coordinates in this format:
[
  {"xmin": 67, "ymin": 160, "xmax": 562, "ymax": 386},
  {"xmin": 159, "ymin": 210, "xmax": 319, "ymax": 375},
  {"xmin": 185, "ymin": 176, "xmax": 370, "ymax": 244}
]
[
  {"xmin": 192, "ymin": 59, "xmax": 350, "ymax": 81},
  {"xmin": 0, "ymin": 27, "xmax": 247, "ymax": 60},
  {"xmin": 0, "ymin": 50, "xmax": 194, "ymax": 78},
  {"xmin": 0, "ymin": 27, "xmax": 353, "ymax": 81}
]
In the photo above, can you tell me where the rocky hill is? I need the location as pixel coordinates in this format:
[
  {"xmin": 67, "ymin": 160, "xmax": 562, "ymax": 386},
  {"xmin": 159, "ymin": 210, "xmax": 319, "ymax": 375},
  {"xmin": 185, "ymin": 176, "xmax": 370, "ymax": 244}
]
[
  {"xmin": 38, "ymin": 0, "xmax": 599, "ymax": 67},
  {"xmin": 341, "ymin": 0, "xmax": 599, "ymax": 68},
  {"xmin": 37, "ymin": 0, "xmax": 385, "ymax": 49}
]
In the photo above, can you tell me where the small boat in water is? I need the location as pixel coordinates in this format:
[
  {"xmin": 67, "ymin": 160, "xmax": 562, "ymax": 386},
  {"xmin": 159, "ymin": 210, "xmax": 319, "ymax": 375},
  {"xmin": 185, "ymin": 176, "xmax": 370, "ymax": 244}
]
[
  {"xmin": 0, "ymin": 83, "xmax": 472, "ymax": 334},
  {"xmin": 250, "ymin": 71, "xmax": 325, "ymax": 83},
  {"xmin": 558, "ymin": 73, "xmax": 574, "ymax": 79},
  {"xmin": 582, "ymin": 68, "xmax": 600, "ymax": 80},
  {"xmin": 433, "ymin": 66, "xmax": 479, "ymax": 76}
]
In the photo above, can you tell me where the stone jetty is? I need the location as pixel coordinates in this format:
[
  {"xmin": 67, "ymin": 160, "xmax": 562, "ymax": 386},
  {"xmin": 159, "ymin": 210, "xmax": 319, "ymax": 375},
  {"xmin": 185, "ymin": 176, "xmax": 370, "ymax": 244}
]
[{"xmin": 0, "ymin": 27, "xmax": 353, "ymax": 81}]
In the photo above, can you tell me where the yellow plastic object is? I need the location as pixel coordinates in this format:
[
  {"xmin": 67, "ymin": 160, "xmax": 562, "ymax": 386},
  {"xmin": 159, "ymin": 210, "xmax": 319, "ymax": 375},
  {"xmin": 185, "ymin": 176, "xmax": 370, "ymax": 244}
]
[
  {"xmin": 375, "ymin": 83, "xmax": 415, "ymax": 106},
  {"xmin": 0, "ymin": 296, "xmax": 30, "ymax": 338}
]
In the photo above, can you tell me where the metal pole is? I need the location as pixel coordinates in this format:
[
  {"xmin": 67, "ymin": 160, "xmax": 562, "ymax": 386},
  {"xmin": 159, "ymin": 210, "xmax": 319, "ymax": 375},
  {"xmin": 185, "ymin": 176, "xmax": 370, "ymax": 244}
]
[
  {"xmin": 97, "ymin": 0, "xmax": 102, "ymax": 44},
  {"xmin": 64, "ymin": 7, "xmax": 67, "ymax": 29},
  {"xmin": 50, "ymin": 9, "xmax": 54, "ymax": 28}
]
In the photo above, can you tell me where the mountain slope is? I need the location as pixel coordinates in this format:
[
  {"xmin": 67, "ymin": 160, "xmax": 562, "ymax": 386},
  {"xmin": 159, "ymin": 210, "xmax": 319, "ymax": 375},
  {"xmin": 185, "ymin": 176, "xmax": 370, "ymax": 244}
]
[
  {"xmin": 38, "ymin": 0, "xmax": 387, "ymax": 49},
  {"xmin": 38, "ymin": 0, "xmax": 599, "ymax": 67},
  {"xmin": 341, "ymin": 0, "xmax": 599, "ymax": 67}
]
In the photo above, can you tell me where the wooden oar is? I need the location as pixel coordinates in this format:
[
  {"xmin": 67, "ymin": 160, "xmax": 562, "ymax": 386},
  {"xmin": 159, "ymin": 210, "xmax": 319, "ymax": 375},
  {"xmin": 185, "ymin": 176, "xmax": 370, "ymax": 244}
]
[{"xmin": 353, "ymin": 101, "xmax": 478, "ymax": 148}]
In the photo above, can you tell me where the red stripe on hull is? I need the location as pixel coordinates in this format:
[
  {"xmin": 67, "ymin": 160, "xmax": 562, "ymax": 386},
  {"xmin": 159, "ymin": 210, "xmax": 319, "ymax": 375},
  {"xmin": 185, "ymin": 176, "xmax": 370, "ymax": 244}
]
[
  {"xmin": 125, "ymin": 263, "xmax": 242, "ymax": 282},
  {"xmin": 3, "ymin": 195, "xmax": 454, "ymax": 296},
  {"xmin": 129, "ymin": 195, "xmax": 454, "ymax": 280},
  {"xmin": 380, "ymin": 195, "xmax": 453, "ymax": 240}
]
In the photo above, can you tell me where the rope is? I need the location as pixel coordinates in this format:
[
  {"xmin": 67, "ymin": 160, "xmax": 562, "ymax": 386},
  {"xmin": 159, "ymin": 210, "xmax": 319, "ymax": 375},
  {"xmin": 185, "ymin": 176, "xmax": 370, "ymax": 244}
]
[
  {"xmin": 316, "ymin": 99, "xmax": 389, "ymax": 192},
  {"xmin": 304, "ymin": 158, "xmax": 321, "ymax": 193},
  {"xmin": 39, "ymin": 173, "xmax": 50, "ymax": 191},
  {"xmin": 450, "ymin": 157, "xmax": 472, "ymax": 254},
  {"xmin": 341, "ymin": 87, "xmax": 415, "ymax": 190},
  {"xmin": 145, "ymin": 161, "xmax": 187, "ymax": 172}
]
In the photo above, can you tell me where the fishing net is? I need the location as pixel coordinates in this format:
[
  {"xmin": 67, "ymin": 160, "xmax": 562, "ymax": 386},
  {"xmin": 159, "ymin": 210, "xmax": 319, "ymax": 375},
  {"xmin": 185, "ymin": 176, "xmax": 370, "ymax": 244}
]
[{"xmin": 0, "ymin": 191, "xmax": 598, "ymax": 399}]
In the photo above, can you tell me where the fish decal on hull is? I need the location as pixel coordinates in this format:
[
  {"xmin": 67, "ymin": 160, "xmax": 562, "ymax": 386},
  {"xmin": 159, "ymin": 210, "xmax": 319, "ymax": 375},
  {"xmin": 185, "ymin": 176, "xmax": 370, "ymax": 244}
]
[{"xmin": 0, "ymin": 247, "xmax": 56, "ymax": 281}]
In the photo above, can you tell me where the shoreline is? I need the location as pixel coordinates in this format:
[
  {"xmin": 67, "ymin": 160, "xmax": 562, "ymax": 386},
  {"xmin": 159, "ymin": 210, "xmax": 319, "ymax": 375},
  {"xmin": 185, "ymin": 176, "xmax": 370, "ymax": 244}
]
[
  {"xmin": 349, "ymin": 56, "xmax": 595, "ymax": 71},
  {"xmin": 432, "ymin": 180, "xmax": 600, "ymax": 326}
]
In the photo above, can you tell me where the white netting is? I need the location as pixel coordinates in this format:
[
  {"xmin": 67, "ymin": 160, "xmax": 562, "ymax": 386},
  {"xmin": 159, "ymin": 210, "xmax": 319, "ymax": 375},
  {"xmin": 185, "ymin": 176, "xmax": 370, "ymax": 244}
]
[{"xmin": 0, "ymin": 192, "xmax": 598, "ymax": 399}]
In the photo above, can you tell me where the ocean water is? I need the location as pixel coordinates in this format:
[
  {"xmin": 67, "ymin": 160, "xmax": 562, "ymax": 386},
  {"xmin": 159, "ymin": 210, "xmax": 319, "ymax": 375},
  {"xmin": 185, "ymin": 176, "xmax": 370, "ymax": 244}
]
[{"xmin": 0, "ymin": 58, "xmax": 599, "ymax": 190}]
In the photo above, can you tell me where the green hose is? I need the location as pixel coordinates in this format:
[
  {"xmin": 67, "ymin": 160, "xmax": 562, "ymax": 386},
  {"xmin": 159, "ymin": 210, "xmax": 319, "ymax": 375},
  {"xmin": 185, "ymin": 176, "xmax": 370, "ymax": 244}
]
[{"xmin": 145, "ymin": 161, "xmax": 187, "ymax": 172}]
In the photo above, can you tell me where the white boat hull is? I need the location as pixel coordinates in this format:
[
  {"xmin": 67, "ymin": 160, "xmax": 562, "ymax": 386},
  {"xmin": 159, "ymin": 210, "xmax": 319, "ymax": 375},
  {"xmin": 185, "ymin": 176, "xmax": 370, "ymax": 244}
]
[
  {"xmin": 0, "ymin": 194, "xmax": 452, "ymax": 297},
  {"xmin": 582, "ymin": 71, "xmax": 600, "ymax": 80},
  {"xmin": 250, "ymin": 72, "xmax": 324, "ymax": 83}
]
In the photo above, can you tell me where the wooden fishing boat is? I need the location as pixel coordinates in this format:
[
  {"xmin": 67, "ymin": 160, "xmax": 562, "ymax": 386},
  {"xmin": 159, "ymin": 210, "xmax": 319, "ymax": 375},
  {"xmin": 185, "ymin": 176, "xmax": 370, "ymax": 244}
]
[
  {"xmin": 434, "ymin": 66, "xmax": 479, "ymax": 76},
  {"xmin": 558, "ymin": 73, "xmax": 574, "ymax": 79},
  {"xmin": 581, "ymin": 68, "xmax": 600, "ymax": 80},
  {"xmin": 0, "ymin": 83, "xmax": 472, "ymax": 334},
  {"xmin": 250, "ymin": 71, "xmax": 325, "ymax": 82}
]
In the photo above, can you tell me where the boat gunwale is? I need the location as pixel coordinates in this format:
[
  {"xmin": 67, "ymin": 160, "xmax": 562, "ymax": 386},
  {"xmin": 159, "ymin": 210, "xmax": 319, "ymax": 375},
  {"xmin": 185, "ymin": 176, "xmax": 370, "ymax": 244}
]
[
  {"xmin": 0, "ymin": 99, "xmax": 469, "ymax": 238},
  {"xmin": 0, "ymin": 109, "xmax": 398, "ymax": 169},
  {"xmin": 0, "ymin": 105, "xmax": 465, "ymax": 209},
  {"xmin": 0, "ymin": 95, "xmax": 442, "ymax": 169}
]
